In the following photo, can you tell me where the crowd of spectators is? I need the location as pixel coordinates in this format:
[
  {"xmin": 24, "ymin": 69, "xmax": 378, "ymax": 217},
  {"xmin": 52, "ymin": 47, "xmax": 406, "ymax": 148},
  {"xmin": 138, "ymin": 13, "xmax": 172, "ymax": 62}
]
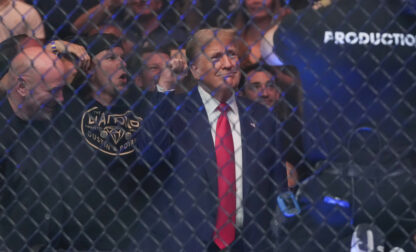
[
  {"xmin": 0, "ymin": 0, "xmax": 305, "ymax": 250},
  {"xmin": 1, "ymin": 0, "xmax": 415, "ymax": 251}
]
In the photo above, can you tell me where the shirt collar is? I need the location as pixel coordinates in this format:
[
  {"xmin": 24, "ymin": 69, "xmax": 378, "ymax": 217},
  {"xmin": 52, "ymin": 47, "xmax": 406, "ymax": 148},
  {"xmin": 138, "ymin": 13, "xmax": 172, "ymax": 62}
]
[{"xmin": 198, "ymin": 85, "xmax": 238, "ymax": 115}]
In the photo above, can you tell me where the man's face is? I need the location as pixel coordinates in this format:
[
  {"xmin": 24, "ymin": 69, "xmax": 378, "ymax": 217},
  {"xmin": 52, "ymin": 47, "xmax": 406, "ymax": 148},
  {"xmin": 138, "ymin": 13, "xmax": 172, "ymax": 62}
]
[
  {"xmin": 245, "ymin": 0, "xmax": 273, "ymax": 19},
  {"xmin": 93, "ymin": 47, "xmax": 127, "ymax": 96},
  {"xmin": 127, "ymin": 0, "xmax": 162, "ymax": 15},
  {"xmin": 141, "ymin": 51, "xmax": 170, "ymax": 91},
  {"xmin": 191, "ymin": 39, "xmax": 240, "ymax": 94},
  {"xmin": 25, "ymin": 64, "xmax": 65, "ymax": 120},
  {"xmin": 244, "ymin": 70, "xmax": 280, "ymax": 108}
]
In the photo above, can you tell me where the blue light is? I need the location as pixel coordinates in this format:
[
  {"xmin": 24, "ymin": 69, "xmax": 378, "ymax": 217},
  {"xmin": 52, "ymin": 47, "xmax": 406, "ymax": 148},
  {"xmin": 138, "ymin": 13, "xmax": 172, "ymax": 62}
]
[
  {"xmin": 323, "ymin": 196, "xmax": 350, "ymax": 208},
  {"xmin": 277, "ymin": 191, "xmax": 301, "ymax": 217}
]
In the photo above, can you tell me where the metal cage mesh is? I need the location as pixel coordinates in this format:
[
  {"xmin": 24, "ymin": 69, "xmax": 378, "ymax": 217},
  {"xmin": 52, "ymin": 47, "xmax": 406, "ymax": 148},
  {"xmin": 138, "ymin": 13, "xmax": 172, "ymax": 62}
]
[{"xmin": 0, "ymin": 0, "xmax": 415, "ymax": 251}]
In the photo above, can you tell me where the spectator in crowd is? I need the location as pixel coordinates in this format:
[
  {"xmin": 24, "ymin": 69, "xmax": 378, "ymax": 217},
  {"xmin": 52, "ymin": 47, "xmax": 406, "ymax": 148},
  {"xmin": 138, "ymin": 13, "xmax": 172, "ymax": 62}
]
[
  {"xmin": 1, "ymin": 35, "xmax": 90, "ymax": 96},
  {"xmin": 2, "ymin": 46, "xmax": 64, "ymax": 120},
  {"xmin": 260, "ymin": 0, "xmax": 310, "ymax": 66},
  {"xmin": 233, "ymin": 0, "xmax": 289, "ymax": 67},
  {"xmin": 71, "ymin": 0, "xmax": 188, "ymax": 54},
  {"xmin": 44, "ymin": 39, "xmax": 91, "ymax": 91},
  {"xmin": 0, "ymin": 0, "xmax": 45, "ymax": 43},
  {"xmin": 90, "ymin": 23, "xmax": 135, "ymax": 54},
  {"xmin": 0, "ymin": 47, "xmax": 66, "ymax": 250},
  {"xmin": 239, "ymin": 62, "xmax": 307, "ymax": 187},
  {"xmin": 44, "ymin": 39, "xmax": 93, "ymax": 105},
  {"xmin": 181, "ymin": 0, "xmax": 239, "ymax": 30},
  {"xmin": 129, "ymin": 45, "xmax": 172, "ymax": 92},
  {"xmin": 240, "ymin": 63, "xmax": 282, "ymax": 108},
  {"xmin": 156, "ymin": 53, "xmax": 189, "ymax": 93},
  {"xmin": 24, "ymin": 0, "xmax": 79, "ymax": 40},
  {"xmin": 133, "ymin": 28, "xmax": 287, "ymax": 251},
  {"xmin": 61, "ymin": 34, "xmax": 128, "ymax": 105},
  {"xmin": 44, "ymin": 40, "xmax": 91, "ymax": 73},
  {"xmin": 54, "ymin": 34, "xmax": 155, "ymax": 250},
  {"xmin": 0, "ymin": 34, "xmax": 42, "ymax": 93},
  {"xmin": 127, "ymin": 44, "xmax": 188, "ymax": 93}
]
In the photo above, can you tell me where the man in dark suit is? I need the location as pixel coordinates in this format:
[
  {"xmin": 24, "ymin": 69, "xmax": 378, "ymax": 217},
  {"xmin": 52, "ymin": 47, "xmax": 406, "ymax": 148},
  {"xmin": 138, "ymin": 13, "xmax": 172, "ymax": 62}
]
[{"xmin": 134, "ymin": 28, "xmax": 287, "ymax": 251}]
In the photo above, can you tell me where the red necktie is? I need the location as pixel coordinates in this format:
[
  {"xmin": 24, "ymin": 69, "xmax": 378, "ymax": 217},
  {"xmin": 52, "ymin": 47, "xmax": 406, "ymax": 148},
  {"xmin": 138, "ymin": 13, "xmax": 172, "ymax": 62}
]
[{"xmin": 213, "ymin": 102, "xmax": 236, "ymax": 249}]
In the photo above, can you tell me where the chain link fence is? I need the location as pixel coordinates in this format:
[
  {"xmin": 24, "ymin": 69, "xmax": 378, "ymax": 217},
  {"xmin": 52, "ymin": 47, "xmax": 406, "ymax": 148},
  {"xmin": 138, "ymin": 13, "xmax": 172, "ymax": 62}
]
[{"xmin": 0, "ymin": 0, "xmax": 415, "ymax": 251}]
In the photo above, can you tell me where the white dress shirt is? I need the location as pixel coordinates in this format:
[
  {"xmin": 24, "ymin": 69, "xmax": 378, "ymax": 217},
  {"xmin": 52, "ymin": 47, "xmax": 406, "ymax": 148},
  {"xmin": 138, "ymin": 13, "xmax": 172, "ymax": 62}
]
[{"xmin": 198, "ymin": 86, "xmax": 244, "ymax": 227}]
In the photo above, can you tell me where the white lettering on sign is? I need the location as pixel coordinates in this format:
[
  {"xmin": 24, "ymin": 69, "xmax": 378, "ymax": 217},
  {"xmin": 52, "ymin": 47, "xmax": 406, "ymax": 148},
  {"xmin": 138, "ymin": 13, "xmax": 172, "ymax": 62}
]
[{"xmin": 323, "ymin": 31, "xmax": 416, "ymax": 47}]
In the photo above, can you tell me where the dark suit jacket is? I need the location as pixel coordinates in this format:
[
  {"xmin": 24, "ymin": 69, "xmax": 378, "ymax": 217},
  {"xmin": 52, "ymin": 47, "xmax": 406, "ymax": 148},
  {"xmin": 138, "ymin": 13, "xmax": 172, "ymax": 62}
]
[{"xmin": 134, "ymin": 89, "xmax": 287, "ymax": 251}]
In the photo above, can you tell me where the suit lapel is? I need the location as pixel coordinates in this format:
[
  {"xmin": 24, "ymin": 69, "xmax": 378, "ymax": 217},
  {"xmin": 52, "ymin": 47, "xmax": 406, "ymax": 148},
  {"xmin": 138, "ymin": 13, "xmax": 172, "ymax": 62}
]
[
  {"xmin": 181, "ymin": 90, "xmax": 218, "ymax": 194},
  {"xmin": 237, "ymin": 99, "xmax": 256, "ymax": 202},
  {"xmin": 180, "ymin": 93, "xmax": 258, "ymax": 202}
]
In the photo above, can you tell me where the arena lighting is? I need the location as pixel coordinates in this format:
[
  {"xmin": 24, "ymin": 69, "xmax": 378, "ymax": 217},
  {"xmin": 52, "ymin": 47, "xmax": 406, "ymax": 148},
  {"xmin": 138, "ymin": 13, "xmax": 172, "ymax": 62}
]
[{"xmin": 323, "ymin": 195, "xmax": 350, "ymax": 208}]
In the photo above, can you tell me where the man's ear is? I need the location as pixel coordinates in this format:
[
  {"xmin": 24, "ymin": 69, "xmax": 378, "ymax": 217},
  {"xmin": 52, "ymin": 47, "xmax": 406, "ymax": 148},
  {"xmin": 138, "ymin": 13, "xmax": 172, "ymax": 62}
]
[
  {"xmin": 190, "ymin": 64, "xmax": 200, "ymax": 80},
  {"xmin": 88, "ymin": 61, "xmax": 96, "ymax": 75},
  {"xmin": 16, "ymin": 77, "xmax": 28, "ymax": 97}
]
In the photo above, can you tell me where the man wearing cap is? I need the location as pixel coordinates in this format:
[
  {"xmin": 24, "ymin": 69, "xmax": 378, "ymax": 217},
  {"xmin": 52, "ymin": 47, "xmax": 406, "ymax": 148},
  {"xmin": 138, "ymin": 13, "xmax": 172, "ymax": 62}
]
[{"xmin": 54, "ymin": 34, "xmax": 155, "ymax": 250}]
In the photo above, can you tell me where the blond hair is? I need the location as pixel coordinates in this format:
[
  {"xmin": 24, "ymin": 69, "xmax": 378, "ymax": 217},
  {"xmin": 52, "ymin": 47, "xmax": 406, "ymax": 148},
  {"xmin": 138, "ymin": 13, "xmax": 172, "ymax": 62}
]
[{"xmin": 185, "ymin": 28, "xmax": 239, "ymax": 64}]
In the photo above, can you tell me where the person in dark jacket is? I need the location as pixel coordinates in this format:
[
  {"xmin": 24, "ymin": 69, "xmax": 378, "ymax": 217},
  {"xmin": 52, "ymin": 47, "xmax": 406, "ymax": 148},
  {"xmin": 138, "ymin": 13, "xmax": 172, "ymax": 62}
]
[
  {"xmin": 239, "ymin": 62, "xmax": 307, "ymax": 187},
  {"xmin": 0, "ymin": 47, "xmax": 66, "ymax": 250},
  {"xmin": 133, "ymin": 28, "xmax": 288, "ymax": 251}
]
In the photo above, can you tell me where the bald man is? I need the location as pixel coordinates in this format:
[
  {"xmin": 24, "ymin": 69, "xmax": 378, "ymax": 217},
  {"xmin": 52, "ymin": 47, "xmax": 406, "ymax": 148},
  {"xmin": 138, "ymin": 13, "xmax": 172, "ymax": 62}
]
[
  {"xmin": 6, "ymin": 47, "xmax": 64, "ymax": 120},
  {"xmin": 0, "ymin": 47, "xmax": 67, "ymax": 250},
  {"xmin": 0, "ymin": 34, "xmax": 43, "ymax": 94}
]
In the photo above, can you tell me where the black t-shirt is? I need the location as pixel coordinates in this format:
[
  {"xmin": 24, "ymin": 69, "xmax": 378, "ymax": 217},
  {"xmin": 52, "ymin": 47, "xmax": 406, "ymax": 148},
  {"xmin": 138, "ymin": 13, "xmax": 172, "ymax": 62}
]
[
  {"xmin": 54, "ymin": 95, "xmax": 159, "ymax": 250},
  {"xmin": 0, "ymin": 98, "xmax": 67, "ymax": 250}
]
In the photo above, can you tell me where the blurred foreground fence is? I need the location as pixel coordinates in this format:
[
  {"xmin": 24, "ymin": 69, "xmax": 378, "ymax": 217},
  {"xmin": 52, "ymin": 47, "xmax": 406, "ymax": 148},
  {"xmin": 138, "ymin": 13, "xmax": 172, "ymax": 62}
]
[{"xmin": 0, "ymin": 0, "xmax": 415, "ymax": 251}]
